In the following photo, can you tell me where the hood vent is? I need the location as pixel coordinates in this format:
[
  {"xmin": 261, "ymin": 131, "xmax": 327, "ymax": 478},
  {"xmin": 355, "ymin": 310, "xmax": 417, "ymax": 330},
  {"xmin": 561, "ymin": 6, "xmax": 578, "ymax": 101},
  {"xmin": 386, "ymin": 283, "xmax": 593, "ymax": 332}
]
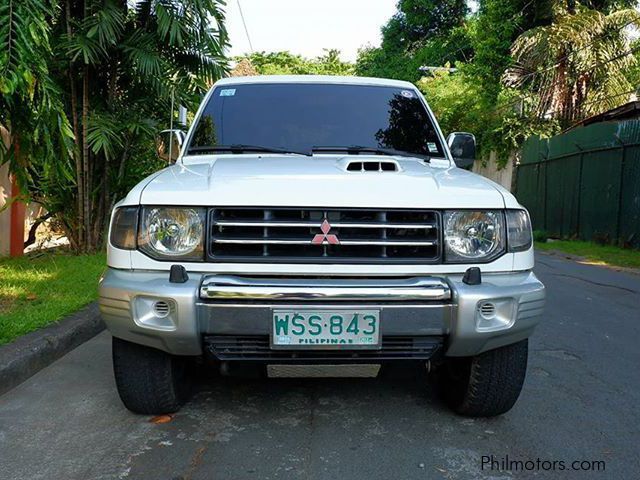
[{"xmin": 346, "ymin": 161, "xmax": 399, "ymax": 172}]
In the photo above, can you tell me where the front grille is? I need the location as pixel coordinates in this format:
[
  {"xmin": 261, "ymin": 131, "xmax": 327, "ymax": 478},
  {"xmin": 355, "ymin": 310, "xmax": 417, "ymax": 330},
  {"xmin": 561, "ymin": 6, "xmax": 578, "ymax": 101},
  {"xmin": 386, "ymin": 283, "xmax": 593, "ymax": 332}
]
[
  {"xmin": 204, "ymin": 335, "xmax": 442, "ymax": 361},
  {"xmin": 208, "ymin": 208, "xmax": 441, "ymax": 263}
]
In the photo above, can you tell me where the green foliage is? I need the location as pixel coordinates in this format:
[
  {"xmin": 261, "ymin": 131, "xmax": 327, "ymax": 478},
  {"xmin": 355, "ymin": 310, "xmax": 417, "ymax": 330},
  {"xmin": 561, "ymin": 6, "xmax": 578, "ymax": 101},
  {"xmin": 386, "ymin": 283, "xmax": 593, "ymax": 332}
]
[
  {"xmin": 469, "ymin": 0, "xmax": 539, "ymax": 101},
  {"xmin": 417, "ymin": 64, "xmax": 560, "ymax": 166},
  {"xmin": 586, "ymin": 0, "xmax": 638, "ymax": 13},
  {"xmin": 484, "ymin": 110, "xmax": 559, "ymax": 164},
  {"xmin": 624, "ymin": 38, "xmax": 640, "ymax": 87},
  {"xmin": 357, "ymin": 25, "xmax": 473, "ymax": 83},
  {"xmin": 355, "ymin": 0, "xmax": 470, "ymax": 82},
  {"xmin": 416, "ymin": 65, "xmax": 481, "ymax": 134},
  {"xmin": 533, "ymin": 230, "xmax": 549, "ymax": 242},
  {"xmin": 2, "ymin": 0, "xmax": 229, "ymax": 251},
  {"xmin": 507, "ymin": 5, "xmax": 640, "ymax": 128},
  {"xmin": 0, "ymin": 0, "xmax": 54, "ymax": 95},
  {"xmin": 356, "ymin": 45, "xmax": 414, "ymax": 82},
  {"xmin": 357, "ymin": 0, "xmax": 640, "ymax": 164},
  {"xmin": 0, "ymin": 0, "xmax": 74, "ymax": 193},
  {"xmin": 238, "ymin": 50, "xmax": 354, "ymax": 76},
  {"xmin": 381, "ymin": 0, "xmax": 468, "ymax": 49}
]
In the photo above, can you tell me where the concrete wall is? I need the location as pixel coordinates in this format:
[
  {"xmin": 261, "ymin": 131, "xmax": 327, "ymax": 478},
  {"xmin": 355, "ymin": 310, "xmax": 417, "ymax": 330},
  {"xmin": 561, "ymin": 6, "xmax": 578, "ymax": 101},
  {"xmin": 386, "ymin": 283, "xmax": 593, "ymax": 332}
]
[
  {"xmin": 0, "ymin": 162, "xmax": 11, "ymax": 256},
  {"xmin": 472, "ymin": 151, "xmax": 515, "ymax": 192}
]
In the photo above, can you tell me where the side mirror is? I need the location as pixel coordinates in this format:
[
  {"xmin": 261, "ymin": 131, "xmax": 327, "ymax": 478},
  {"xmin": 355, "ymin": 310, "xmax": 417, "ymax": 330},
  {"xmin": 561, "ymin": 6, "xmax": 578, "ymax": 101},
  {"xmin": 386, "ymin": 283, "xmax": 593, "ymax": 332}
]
[
  {"xmin": 157, "ymin": 129, "xmax": 186, "ymax": 163},
  {"xmin": 447, "ymin": 132, "xmax": 476, "ymax": 170}
]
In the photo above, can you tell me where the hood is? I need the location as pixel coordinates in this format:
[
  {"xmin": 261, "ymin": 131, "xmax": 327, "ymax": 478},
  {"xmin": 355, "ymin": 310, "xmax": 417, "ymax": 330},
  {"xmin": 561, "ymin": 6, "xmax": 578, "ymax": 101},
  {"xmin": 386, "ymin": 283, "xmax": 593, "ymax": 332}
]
[{"xmin": 135, "ymin": 155, "xmax": 508, "ymax": 209}]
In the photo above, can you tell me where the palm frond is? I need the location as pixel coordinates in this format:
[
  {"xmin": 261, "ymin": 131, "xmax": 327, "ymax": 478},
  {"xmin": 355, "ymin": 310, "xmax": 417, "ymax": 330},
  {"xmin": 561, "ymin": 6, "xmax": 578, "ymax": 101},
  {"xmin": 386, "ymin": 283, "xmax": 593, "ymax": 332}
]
[
  {"xmin": 0, "ymin": 0, "xmax": 53, "ymax": 94},
  {"xmin": 84, "ymin": 0, "xmax": 125, "ymax": 47},
  {"xmin": 86, "ymin": 112, "xmax": 123, "ymax": 160},
  {"xmin": 121, "ymin": 30, "xmax": 166, "ymax": 77},
  {"xmin": 505, "ymin": 7, "xmax": 640, "ymax": 126}
]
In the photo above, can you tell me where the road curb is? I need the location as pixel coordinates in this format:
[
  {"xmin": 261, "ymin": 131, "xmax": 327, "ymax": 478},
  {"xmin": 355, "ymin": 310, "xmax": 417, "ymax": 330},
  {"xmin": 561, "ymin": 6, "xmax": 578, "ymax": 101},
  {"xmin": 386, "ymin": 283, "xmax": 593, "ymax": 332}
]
[{"xmin": 0, "ymin": 302, "xmax": 104, "ymax": 396}]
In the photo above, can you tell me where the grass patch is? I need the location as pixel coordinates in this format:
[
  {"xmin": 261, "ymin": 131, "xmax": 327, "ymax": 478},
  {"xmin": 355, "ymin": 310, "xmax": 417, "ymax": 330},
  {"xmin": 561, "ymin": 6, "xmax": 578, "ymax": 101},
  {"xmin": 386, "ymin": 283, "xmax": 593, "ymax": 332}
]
[
  {"xmin": 536, "ymin": 240, "xmax": 640, "ymax": 270},
  {"xmin": 0, "ymin": 251, "xmax": 106, "ymax": 345}
]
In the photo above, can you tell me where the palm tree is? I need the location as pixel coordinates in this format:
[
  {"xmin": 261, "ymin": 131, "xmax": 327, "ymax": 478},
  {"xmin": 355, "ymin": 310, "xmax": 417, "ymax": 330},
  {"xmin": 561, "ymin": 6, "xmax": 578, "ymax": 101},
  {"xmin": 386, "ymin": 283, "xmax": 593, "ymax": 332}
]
[
  {"xmin": 0, "ymin": 0, "xmax": 73, "ymax": 196},
  {"xmin": 2, "ymin": 0, "xmax": 229, "ymax": 251},
  {"xmin": 505, "ymin": 3, "xmax": 640, "ymax": 127},
  {"xmin": 52, "ymin": 0, "xmax": 229, "ymax": 250}
]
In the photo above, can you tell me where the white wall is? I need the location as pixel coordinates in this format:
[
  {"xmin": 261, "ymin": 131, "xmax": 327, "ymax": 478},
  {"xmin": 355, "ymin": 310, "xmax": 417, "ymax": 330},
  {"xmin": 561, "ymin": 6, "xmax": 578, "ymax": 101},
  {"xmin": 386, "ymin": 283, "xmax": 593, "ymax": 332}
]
[{"xmin": 472, "ymin": 151, "xmax": 515, "ymax": 192}]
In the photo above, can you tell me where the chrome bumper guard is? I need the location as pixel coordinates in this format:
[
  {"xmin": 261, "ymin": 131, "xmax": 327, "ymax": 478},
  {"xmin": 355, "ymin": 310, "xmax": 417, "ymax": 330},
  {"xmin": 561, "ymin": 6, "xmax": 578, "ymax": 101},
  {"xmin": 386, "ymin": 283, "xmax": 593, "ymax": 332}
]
[
  {"xmin": 99, "ymin": 268, "xmax": 544, "ymax": 358},
  {"xmin": 199, "ymin": 275, "xmax": 451, "ymax": 302}
]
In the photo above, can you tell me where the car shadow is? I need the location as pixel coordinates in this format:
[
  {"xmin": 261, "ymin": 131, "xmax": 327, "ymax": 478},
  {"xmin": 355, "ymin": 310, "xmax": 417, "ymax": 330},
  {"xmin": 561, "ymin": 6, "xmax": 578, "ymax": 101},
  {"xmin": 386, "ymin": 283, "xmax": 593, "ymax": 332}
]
[{"xmin": 187, "ymin": 361, "xmax": 452, "ymax": 417}]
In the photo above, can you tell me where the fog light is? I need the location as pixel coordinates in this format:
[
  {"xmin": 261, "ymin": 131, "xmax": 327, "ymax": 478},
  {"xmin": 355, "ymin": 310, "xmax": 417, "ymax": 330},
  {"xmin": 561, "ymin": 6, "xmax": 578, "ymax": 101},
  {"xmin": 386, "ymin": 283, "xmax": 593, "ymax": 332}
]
[{"xmin": 475, "ymin": 298, "xmax": 515, "ymax": 332}]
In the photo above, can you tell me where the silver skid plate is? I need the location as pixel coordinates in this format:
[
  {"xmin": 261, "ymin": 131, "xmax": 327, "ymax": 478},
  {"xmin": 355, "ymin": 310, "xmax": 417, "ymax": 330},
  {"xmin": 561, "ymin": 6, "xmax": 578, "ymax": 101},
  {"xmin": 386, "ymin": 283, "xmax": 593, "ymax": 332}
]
[{"xmin": 267, "ymin": 364, "xmax": 381, "ymax": 378}]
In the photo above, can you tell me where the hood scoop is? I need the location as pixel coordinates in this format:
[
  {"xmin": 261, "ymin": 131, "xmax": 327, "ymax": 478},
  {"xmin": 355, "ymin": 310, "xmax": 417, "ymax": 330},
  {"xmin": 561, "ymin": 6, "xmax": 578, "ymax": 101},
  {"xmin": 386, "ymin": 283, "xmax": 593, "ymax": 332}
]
[{"xmin": 344, "ymin": 160, "xmax": 399, "ymax": 172}]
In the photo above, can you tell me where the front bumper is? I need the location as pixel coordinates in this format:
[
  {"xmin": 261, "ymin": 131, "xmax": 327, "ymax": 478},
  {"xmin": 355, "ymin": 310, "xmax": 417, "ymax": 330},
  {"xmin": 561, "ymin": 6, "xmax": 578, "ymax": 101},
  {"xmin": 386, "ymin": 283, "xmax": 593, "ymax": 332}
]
[{"xmin": 99, "ymin": 269, "xmax": 545, "ymax": 358}]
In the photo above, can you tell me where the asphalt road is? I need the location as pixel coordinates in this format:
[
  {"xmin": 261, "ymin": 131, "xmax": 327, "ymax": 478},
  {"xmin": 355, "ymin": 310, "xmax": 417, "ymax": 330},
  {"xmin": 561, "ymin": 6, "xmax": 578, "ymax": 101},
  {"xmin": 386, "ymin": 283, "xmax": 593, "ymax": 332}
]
[{"xmin": 1, "ymin": 252, "xmax": 639, "ymax": 480}]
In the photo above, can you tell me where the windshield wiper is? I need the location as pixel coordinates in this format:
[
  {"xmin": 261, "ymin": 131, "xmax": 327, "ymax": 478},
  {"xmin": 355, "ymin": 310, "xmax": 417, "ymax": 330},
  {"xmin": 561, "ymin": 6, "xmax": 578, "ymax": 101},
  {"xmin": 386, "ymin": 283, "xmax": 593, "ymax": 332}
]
[
  {"xmin": 312, "ymin": 145, "xmax": 430, "ymax": 162},
  {"xmin": 187, "ymin": 144, "xmax": 312, "ymax": 156}
]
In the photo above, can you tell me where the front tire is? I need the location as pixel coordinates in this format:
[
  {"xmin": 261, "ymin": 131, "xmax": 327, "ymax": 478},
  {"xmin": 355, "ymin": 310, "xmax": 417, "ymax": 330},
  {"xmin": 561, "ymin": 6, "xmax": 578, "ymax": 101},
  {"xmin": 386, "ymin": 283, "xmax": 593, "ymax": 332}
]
[
  {"xmin": 112, "ymin": 337, "xmax": 192, "ymax": 414},
  {"xmin": 440, "ymin": 339, "xmax": 528, "ymax": 417}
]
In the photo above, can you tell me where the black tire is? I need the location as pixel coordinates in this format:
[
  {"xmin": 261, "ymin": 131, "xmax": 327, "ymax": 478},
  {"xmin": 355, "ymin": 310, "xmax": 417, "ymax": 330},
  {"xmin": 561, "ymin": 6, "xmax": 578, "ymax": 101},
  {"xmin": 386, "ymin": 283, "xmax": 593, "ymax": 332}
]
[
  {"xmin": 112, "ymin": 337, "xmax": 192, "ymax": 415},
  {"xmin": 440, "ymin": 339, "xmax": 528, "ymax": 417}
]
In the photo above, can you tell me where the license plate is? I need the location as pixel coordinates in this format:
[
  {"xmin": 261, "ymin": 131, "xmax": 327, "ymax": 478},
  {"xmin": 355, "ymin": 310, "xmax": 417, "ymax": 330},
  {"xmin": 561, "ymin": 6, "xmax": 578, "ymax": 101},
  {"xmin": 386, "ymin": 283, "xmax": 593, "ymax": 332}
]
[{"xmin": 271, "ymin": 309, "xmax": 380, "ymax": 349}]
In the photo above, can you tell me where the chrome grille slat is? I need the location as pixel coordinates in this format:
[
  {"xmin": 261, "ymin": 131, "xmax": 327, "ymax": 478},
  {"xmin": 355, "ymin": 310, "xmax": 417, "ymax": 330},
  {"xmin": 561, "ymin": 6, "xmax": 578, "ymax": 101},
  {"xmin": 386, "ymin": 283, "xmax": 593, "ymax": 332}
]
[
  {"xmin": 212, "ymin": 239, "xmax": 437, "ymax": 246},
  {"xmin": 213, "ymin": 220, "xmax": 436, "ymax": 229},
  {"xmin": 213, "ymin": 239, "xmax": 319, "ymax": 245},
  {"xmin": 208, "ymin": 208, "xmax": 441, "ymax": 263}
]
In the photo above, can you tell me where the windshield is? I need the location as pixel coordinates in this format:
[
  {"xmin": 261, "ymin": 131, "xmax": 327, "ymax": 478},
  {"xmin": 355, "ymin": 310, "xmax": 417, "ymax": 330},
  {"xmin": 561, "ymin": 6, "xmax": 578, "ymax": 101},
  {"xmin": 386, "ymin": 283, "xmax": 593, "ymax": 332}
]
[{"xmin": 188, "ymin": 83, "xmax": 446, "ymax": 158}]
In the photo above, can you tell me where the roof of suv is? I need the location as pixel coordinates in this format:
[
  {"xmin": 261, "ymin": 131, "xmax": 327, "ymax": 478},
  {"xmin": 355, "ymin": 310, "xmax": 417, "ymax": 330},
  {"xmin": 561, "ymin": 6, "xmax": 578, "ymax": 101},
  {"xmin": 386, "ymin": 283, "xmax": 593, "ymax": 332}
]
[{"xmin": 215, "ymin": 75, "xmax": 417, "ymax": 89}]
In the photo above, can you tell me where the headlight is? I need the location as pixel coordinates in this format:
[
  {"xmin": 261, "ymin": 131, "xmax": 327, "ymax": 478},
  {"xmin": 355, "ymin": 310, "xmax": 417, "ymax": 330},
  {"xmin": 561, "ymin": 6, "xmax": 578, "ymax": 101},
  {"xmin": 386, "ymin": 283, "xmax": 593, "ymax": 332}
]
[
  {"xmin": 444, "ymin": 211, "xmax": 505, "ymax": 262},
  {"xmin": 138, "ymin": 207, "xmax": 206, "ymax": 260},
  {"xmin": 506, "ymin": 209, "xmax": 532, "ymax": 252},
  {"xmin": 110, "ymin": 206, "xmax": 138, "ymax": 250}
]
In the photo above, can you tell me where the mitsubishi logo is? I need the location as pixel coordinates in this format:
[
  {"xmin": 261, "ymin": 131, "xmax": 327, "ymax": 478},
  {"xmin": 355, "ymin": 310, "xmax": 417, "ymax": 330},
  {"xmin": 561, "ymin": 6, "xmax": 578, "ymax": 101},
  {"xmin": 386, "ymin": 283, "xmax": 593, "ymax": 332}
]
[{"xmin": 311, "ymin": 219, "xmax": 340, "ymax": 245}]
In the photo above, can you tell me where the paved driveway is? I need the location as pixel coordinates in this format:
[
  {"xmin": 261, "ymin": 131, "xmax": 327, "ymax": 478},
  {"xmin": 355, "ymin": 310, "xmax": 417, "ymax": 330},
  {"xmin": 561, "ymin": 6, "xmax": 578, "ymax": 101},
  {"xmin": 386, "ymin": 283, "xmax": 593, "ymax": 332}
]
[{"xmin": 1, "ymin": 253, "xmax": 639, "ymax": 479}]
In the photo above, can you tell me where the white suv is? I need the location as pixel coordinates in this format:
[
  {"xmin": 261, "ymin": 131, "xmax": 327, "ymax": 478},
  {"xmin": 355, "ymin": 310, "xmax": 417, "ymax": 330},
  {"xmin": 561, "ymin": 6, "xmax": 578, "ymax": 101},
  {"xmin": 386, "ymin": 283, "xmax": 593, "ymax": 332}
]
[{"xmin": 100, "ymin": 75, "xmax": 545, "ymax": 417}]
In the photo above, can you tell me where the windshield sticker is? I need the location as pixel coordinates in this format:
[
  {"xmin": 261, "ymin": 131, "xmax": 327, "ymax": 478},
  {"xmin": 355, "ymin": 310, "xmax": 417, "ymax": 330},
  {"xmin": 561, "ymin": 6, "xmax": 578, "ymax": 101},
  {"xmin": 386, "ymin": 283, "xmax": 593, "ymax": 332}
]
[
  {"xmin": 427, "ymin": 142, "xmax": 439, "ymax": 153},
  {"xmin": 401, "ymin": 90, "xmax": 414, "ymax": 98},
  {"xmin": 219, "ymin": 88, "xmax": 236, "ymax": 97}
]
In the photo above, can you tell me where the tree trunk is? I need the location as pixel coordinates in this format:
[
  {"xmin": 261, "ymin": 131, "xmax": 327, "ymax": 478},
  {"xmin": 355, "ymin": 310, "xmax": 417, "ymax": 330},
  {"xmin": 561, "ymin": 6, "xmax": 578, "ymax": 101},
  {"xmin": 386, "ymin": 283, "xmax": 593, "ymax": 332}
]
[
  {"xmin": 65, "ymin": 0, "xmax": 83, "ymax": 249},
  {"xmin": 82, "ymin": 66, "xmax": 91, "ymax": 250},
  {"xmin": 93, "ymin": 173, "xmax": 106, "ymax": 245}
]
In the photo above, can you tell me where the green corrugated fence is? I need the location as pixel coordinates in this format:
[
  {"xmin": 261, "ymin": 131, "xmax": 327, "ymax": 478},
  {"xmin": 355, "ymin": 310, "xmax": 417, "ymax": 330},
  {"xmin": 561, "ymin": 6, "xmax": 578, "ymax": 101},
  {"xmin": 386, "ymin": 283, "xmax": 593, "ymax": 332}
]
[{"xmin": 516, "ymin": 119, "xmax": 640, "ymax": 248}]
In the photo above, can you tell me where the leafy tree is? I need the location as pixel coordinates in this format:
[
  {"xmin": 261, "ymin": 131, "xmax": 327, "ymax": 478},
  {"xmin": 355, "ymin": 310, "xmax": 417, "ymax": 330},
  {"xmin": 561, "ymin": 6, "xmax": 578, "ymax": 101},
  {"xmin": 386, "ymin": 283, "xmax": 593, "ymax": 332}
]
[
  {"xmin": 237, "ymin": 50, "xmax": 354, "ymax": 76},
  {"xmin": 356, "ymin": 0, "xmax": 470, "ymax": 82},
  {"xmin": 586, "ymin": 0, "xmax": 638, "ymax": 12},
  {"xmin": 418, "ymin": 65, "xmax": 560, "ymax": 166},
  {"xmin": 357, "ymin": 24, "xmax": 473, "ymax": 82},
  {"xmin": 362, "ymin": 0, "xmax": 640, "ymax": 164},
  {"xmin": 506, "ymin": 4, "xmax": 640, "ymax": 127},
  {"xmin": 2, "ymin": 0, "xmax": 229, "ymax": 251},
  {"xmin": 470, "ymin": 0, "xmax": 554, "ymax": 102},
  {"xmin": 0, "ymin": 0, "xmax": 73, "ymax": 203},
  {"xmin": 417, "ymin": 65, "xmax": 485, "ymax": 138},
  {"xmin": 383, "ymin": 0, "xmax": 468, "ymax": 48}
]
